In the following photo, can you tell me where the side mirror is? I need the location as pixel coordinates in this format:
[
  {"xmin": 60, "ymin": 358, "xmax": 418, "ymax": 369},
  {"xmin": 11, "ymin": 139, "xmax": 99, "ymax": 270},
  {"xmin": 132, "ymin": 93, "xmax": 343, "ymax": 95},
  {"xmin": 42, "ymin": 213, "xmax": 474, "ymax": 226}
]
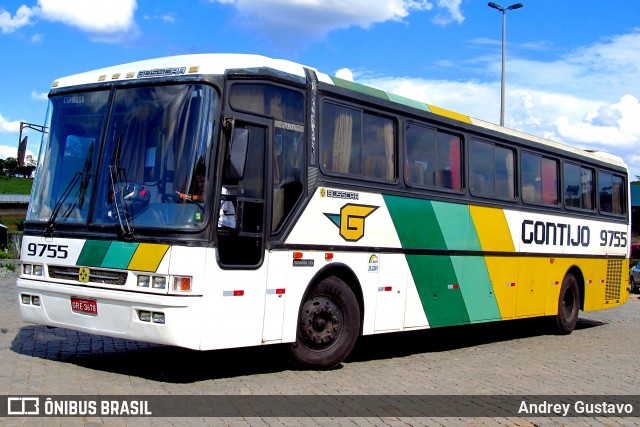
[{"xmin": 226, "ymin": 128, "xmax": 249, "ymax": 180}]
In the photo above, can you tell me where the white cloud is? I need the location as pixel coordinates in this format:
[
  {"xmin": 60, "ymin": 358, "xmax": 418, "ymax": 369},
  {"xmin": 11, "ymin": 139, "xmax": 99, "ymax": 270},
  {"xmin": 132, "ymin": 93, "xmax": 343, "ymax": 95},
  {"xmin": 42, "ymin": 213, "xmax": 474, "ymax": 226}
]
[
  {"xmin": 335, "ymin": 68, "xmax": 354, "ymax": 81},
  {"xmin": 143, "ymin": 13, "xmax": 176, "ymax": 23},
  {"xmin": 432, "ymin": 0, "xmax": 463, "ymax": 25},
  {"xmin": 37, "ymin": 0, "xmax": 137, "ymax": 34},
  {"xmin": 0, "ymin": 145, "xmax": 20, "ymax": 159},
  {"xmin": 209, "ymin": 0, "xmax": 459, "ymax": 41},
  {"xmin": 0, "ymin": 114, "xmax": 21, "ymax": 133},
  {"xmin": 505, "ymin": 31, "xmax": 640, "ymax": 100},
  {"xmin": 0, "ymin": 5, "xmax": 36, "ymax": 34},
  {"xmin": 555, "ymin": 95, "xmax": 640, "ymax": 148},
  {"xmin": 1, "ymin": 1, "xmax": 137, "ymax": 38},
  {"xmin": 31, "ymin": 91, "xmax": 48, "ymax": 101}
]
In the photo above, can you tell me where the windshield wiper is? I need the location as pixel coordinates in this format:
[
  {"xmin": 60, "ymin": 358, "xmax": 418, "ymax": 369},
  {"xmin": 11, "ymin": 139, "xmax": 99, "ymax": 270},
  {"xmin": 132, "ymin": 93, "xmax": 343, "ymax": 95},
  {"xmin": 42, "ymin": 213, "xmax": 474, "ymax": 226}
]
[
  {"xmin": 44, "ymin": 141, "xmax": 94, "ymax": 236},
  {"xmin": 108, "ymin": 134, "xmax": 134, "ymax": 240}
]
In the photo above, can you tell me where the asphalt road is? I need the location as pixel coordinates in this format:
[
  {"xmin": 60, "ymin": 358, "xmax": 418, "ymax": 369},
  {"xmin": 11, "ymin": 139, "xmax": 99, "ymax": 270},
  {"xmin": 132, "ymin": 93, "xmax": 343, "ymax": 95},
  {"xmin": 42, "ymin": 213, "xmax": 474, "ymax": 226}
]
[{"xmin": 1, "ymin": 274, "xmax": 640, "ymax": 426}]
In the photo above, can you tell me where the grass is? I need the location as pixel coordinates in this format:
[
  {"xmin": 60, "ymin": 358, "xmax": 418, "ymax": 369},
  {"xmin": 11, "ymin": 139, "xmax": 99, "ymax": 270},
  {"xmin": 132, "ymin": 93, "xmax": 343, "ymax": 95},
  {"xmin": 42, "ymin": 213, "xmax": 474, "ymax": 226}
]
[
  {"xmin": 0, "ymin": 216, "xmax": 24, "ymax": 232},
  {"xmin": 0, "ymin": 177, "xmax": 31, "ymax": 232},
  {"xmin": 0, "ymin": 176, "xmax": 33, "ymax": 194}
]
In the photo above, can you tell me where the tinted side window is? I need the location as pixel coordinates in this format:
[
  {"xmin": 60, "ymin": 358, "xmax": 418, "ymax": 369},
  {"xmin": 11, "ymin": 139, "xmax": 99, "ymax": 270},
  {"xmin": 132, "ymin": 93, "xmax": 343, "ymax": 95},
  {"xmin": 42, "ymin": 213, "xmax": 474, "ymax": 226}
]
[
  {"xmin": 320, "ymin": 102, "xmax": 396, "ymax": 182},
  {"xmin": 599, "ymin": 171, "xmax": 626, "ymax": 215},
  {"xmin": 522, "ymin": 152, "xmax": 559, "ymax": 205},
  {"xmin": 564, "ymin": 162, "xmax": 594, "ymax": 210},
  {"xmin": 230, "ymin": 83, "xmax": 304, "ymax": 123},
  {"xmin": 469, "ymin": 139, "xmax": 515, "ymax": 199},
  {"xmin": 405, "ymin": 123, "xmax": 461, "ymax": 190}
]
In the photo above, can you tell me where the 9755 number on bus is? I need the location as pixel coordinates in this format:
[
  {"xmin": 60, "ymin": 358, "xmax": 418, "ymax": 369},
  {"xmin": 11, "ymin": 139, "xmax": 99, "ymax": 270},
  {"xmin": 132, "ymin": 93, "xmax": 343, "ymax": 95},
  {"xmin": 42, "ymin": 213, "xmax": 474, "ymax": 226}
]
[
  {"xmin": 26, "ymin": 243, "xmax": 69, "ymax": 259},
  {"xmin": 599, "ymin": 230, "xmax": 628, "ymax": 248}
]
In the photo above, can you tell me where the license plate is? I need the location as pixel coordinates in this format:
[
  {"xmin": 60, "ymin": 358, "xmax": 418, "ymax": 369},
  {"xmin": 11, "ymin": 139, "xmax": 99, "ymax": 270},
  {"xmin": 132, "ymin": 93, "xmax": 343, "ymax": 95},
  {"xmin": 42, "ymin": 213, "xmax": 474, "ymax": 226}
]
[{"xmin": 71, "ymin": 297, "xmax": 98, "ymax": 315}]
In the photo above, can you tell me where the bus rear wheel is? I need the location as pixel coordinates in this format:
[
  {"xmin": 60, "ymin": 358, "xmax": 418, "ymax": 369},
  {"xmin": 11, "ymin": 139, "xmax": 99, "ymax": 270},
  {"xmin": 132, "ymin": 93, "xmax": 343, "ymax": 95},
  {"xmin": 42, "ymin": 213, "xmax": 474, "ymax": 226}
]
[
  {"xmin": 289, "ymin": 276, "xmax": 360, "ymax": 370},
  {"xmin": 553, "ymin": 272, "xmax": 580, "ymax": 335}
]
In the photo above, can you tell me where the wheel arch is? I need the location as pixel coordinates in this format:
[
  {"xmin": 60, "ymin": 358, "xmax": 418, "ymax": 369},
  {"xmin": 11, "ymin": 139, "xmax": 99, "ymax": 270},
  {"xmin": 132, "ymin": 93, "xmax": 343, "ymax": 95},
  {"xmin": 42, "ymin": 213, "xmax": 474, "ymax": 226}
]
[
  {"xmin": 565, "ymin": 265, "xmax": 585, "ymax": 311},
  {"xmin": 303, "ymin": 262, "xmax": 364, "ymax": 332}
]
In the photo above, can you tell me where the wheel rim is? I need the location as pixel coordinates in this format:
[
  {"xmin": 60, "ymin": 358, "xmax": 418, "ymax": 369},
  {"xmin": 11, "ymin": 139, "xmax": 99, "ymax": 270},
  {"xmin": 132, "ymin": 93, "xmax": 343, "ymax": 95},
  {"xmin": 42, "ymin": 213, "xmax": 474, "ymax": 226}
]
[{"xmin": 299, "ymin": 296, "xmax": 344, "ymax": 349}]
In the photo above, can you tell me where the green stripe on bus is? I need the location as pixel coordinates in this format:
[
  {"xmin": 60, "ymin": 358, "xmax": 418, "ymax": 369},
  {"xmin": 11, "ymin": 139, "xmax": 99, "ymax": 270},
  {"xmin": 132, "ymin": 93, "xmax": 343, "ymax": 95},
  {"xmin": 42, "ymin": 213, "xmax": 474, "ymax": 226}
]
[
  {"xmin": 386, "ymin": 92, "xmax": 431, "ymax": 112},
  {"xmin": 385, "ymin": 196, "xmax": 471, "ymax": 325},
  {"xmin": 451, "ymin": 256, "xmax": 502, "ymax": 322},
  {"xmin": 77, "ymin": 240, "xmax": 111, "ymax": 267},
  {"xmin": 383, "ymin": 195, "xmax": 447, "ymax": 250},
  {"xmin": 329, "ymin": 76, "xmax": 390, "ymax": 101},
  {"xmin": 431, "ymin": 201, "xmax": 482, "ymax": 251},
  {"xmin": 406, "ymin": 255, "xmax": 470, "ymax": 327},
  {"xmin": 101, "ymin": 241, "xmax": 139, "ymax": 269}
]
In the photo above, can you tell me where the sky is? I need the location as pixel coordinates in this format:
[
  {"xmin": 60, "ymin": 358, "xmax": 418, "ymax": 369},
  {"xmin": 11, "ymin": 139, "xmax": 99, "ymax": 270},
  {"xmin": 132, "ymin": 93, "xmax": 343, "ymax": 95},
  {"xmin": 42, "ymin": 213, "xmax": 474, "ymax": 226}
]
[{"xmin": 1, "ymin": 0, "xmax": 640, "ymax": 178}]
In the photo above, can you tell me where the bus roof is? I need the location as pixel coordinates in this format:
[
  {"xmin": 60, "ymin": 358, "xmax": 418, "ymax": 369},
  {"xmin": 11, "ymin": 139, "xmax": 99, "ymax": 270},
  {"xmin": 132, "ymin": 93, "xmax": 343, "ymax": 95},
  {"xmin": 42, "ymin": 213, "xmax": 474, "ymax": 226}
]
[{"xmin": 51, "ymin": 53, "xmax": 627, "ymax": 171}]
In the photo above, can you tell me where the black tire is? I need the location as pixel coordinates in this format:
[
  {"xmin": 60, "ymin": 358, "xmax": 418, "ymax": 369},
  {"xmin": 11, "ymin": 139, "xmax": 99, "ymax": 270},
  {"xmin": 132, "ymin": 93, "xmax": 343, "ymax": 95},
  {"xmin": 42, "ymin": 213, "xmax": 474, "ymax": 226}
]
[
  {"xmin": 289, "ymin": 276, "xmax": 360, "ymax": 370},
  {"xmin": 553, "ymin": 272, "xmax": 580, "ymax": 335}
]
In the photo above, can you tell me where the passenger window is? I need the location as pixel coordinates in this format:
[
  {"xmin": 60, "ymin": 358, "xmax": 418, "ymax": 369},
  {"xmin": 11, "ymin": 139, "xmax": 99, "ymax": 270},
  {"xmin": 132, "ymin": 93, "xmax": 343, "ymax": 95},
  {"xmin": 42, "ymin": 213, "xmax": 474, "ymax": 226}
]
[
  {"xmin": 320, "ymin": 102, "xmax": 396, "ymax": 182},
  {"xmin": 469, "ymin": 139, "xmax": 515, "ymax": 199},
  {"xmin": 599, "ymin": 171, "xmax": 626, "ymax": 215},
  {"xmin": 405, "ymin": 123, "xmax": 461, "ymax": 190},
  {"xmin": 564, "ymin": 163, "xmax": 594, "ymax": 210},
  {"xmin": 522, "ymin": 152, "xmax": 558, "ymax": 205}
]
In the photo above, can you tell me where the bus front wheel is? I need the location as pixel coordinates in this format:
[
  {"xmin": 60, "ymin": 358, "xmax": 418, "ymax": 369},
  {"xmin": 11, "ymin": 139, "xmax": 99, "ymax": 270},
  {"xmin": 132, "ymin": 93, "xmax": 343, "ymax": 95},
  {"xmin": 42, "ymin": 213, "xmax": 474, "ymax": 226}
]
[
  {"xmin": 553, "ymin": 272, "xmax": 580, "ymax": 335},
  {"xmin": 289, "ymin": 276, "xmax": 360, "ymax": 370}
]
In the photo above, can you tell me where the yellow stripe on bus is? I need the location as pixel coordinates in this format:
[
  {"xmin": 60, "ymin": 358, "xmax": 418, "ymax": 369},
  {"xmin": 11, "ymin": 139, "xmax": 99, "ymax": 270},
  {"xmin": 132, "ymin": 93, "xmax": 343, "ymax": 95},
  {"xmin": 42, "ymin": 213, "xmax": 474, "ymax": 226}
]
[
  {"xmin": 427, "ymin": 104, "xmax": 473, "ymax": 124},
  {"xmin": 128, "ymin": 243, "xmax": 170, "ymax": 272},
  {"xmin": 469, "ymin": 206, "xmax": 515, "ymax": 252}
]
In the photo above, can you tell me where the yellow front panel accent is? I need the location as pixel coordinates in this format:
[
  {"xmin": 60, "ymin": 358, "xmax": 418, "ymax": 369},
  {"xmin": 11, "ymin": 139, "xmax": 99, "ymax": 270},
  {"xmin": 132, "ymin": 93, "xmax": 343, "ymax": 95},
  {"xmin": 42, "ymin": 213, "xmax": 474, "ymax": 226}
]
[
  {"xmin": 485, "ymin": 257, "xmax": 519, "ymax": 319},
  {"xmin": 128, "ymin": 243, "xmax": 170, "ymax": 272},
  {"xmin": 470, "ymin": 206, "xmax": 515, "ymax": 252},
  {"xmin": 427, "ymin": 104, "xmax": 473, "ymax": 124}
]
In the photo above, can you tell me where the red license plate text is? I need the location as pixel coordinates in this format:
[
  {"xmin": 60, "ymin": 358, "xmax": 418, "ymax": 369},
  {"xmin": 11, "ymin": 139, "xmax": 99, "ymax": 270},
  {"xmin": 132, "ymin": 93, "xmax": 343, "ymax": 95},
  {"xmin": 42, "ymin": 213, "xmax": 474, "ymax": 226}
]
[{"xmin": 71, "ymin": 297, "xmax": 98, "ymax": 315}]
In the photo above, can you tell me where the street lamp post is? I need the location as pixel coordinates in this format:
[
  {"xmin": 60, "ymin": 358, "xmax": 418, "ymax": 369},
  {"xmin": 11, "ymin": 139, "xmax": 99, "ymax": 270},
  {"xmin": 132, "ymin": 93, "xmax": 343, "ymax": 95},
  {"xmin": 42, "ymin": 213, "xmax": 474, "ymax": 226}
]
[{"xmin": 488, "ymin": 2, "xmax": 523, "ymax": 126}]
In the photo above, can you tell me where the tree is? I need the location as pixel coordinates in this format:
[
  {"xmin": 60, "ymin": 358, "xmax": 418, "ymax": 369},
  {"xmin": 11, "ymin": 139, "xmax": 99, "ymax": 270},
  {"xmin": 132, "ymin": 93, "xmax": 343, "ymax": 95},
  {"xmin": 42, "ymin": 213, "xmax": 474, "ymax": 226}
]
[
  {"xmin": 3, "ymin": 157, "xmax": 18, "ymax": 177},
  {"xmin": 0, "ymin": 159, "xmax": 4, "ymax": 176},
  {"xmin": 16, "ymin": 165, "xmax": 35, "ymax": 178}
]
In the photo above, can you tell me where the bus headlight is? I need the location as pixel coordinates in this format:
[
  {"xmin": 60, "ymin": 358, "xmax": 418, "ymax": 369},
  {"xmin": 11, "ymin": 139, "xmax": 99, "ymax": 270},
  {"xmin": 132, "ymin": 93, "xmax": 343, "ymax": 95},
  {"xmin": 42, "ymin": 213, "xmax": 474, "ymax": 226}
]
[
  {"xmin": 152, "ymin": 276, "xmax": 166, "ymax": 289},
  {"xmin": 137, "ymin": 275, "xmax": 150, "ymax": 287},
  {"xmin": 22, "ymin": 263, "xmax": 43, "ymax": 276}
]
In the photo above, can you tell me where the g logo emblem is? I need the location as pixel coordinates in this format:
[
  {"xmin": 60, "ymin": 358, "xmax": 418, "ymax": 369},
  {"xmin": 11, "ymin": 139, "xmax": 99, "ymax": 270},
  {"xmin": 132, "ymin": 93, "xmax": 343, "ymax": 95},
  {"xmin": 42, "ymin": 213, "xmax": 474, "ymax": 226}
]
[
  {"xmin": 78, "ymin": 267, "xmax": 90, "ymax": 283},
  {"xmin": 324, "ymin": 204, "xmax": 378, "ymax": 242}
]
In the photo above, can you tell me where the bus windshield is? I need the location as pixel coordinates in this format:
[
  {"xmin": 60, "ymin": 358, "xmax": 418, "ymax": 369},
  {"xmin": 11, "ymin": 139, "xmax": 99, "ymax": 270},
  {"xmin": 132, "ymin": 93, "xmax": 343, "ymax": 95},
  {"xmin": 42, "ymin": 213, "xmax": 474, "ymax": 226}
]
[{"xmin": 28, "ymin": 84, "xmax": 219, "ymax": 232}]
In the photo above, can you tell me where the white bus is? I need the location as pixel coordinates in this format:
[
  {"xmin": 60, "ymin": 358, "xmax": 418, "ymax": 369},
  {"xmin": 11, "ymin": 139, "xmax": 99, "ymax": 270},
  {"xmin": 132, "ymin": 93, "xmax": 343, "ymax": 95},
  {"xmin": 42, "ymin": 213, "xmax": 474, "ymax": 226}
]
[{"xmin": 18, "ymin": 54, "xmax": 630, "ymax": 369}]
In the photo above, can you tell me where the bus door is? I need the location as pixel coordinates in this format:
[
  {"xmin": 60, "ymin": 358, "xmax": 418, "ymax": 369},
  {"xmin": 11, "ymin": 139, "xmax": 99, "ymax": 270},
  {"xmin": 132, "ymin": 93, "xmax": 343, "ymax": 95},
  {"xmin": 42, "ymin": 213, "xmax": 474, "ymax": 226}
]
[
  {"xmin": 217, "ymin": 119, "xmax": 267, "ymax": 267},
  {"xmin": 211, "ymin": 118, "xmax": 270, "ymax": 348}
]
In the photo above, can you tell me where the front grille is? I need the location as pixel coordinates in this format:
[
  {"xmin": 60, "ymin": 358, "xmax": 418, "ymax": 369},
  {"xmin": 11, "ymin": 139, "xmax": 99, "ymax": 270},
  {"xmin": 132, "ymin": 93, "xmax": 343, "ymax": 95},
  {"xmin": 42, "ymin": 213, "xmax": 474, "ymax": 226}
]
[
  {"xmin": 48, "ymin": 266, "xmax": 128, "ymax": 286},
  {"xmin": 605, "ymin": 259, "xmax": 623, "ymax": 301}
]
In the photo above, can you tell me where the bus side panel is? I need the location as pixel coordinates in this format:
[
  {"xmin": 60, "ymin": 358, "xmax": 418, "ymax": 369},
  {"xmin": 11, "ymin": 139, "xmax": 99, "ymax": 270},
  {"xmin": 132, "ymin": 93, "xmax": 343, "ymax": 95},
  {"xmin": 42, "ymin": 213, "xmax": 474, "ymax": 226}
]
[
  {"xmin": 199, "ymin": 250, "xmax": 268, "ymax": 350},
  {"xmin": 515, "ymin": 257, "xmax": 548, "ymax": 317},
  {"xmin": 373, "ymin": 253, "xmax": 408, "ymax": 332},
  {"xmin": 484, "ymin": 257, "xmax": 519, "ymax": 319},
  {"xmin": 451, "ymin": 255, "xmax": 502, "ymax": 322}
]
